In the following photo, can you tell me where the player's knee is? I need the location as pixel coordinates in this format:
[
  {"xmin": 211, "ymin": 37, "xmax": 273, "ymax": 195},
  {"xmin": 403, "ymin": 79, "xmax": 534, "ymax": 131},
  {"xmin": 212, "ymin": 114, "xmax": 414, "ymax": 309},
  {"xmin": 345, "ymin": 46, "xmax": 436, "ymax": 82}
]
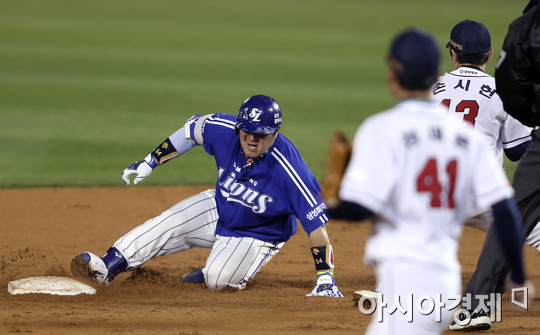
[
  {"xmin": 203, "ymin": 267, "xmax": 243, "ymax": 291},
  {"xmin": 203, "ymin": 268, "xmax": 227, "ymax": 290}
]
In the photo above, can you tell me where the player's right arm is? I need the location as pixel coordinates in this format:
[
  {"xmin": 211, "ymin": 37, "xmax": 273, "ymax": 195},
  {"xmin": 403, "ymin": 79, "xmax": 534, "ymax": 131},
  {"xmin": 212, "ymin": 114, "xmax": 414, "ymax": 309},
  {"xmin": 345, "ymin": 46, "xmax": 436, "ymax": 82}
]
[{"xmin": 121, "ymin": 114, "xmax": 208, "ymax": 185}]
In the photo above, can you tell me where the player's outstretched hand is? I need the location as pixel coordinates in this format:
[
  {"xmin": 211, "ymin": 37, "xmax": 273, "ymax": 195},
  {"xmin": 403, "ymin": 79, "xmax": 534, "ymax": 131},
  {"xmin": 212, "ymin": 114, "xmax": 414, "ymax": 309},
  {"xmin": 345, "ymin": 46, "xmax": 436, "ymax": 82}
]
[
  {"xmin": 122, "ymin": 154, "xmax": 157, "ymax": 185},
  {"xmin": 306, "ymin": 271, "xmax": 344, "ymax": 297}
]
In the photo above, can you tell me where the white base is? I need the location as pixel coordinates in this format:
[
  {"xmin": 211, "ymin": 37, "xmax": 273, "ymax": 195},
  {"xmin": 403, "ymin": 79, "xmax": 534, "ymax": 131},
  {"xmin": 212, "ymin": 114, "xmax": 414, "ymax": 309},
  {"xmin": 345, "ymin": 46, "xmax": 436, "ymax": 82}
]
[
  {"xmin": 8, "ymin": 276, "xmax": 96, "ymax": 296},
  {"xmin": 354, "ymin": 289, "xmax": 380, "ymax": 299}
]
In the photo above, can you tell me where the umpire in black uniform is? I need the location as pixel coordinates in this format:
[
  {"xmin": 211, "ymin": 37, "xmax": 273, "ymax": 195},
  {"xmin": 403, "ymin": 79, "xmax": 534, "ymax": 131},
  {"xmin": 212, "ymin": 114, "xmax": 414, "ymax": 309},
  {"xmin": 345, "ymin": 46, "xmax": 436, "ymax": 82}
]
[{"xmin": 451, "ymin": 0, "xmax": 539, "ymax": 332}]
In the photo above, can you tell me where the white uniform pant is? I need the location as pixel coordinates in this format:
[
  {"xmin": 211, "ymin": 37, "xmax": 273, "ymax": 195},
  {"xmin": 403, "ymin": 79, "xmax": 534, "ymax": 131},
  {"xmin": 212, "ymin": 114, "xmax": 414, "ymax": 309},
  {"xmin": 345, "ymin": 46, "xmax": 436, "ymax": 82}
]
[
  {"xmin": 526, "ymin": 222, "xmax": 540, "ymax": 249},
  {"xmin": 113, "ymin": 189, "xmax": 283, "ymax": 290},
  {"xmin": 365, "ymin": 260, "xmax": 460, "ymax": 335}
]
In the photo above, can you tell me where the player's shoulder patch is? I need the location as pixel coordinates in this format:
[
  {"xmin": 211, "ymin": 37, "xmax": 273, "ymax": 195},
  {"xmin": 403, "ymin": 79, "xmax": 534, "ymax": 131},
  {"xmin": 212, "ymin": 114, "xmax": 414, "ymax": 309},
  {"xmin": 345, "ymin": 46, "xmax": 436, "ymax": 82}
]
[{"xmin": 186, "ymin": 113, "xmax": 236, "ymax": 146}]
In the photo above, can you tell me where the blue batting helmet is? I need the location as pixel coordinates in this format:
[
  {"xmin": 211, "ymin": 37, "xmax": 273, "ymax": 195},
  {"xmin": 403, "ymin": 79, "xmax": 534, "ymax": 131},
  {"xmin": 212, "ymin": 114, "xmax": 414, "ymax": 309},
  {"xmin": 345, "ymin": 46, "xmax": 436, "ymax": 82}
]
[{"xmin": 235, "ymin": 95, "xmax": 282, "ymax": 134}]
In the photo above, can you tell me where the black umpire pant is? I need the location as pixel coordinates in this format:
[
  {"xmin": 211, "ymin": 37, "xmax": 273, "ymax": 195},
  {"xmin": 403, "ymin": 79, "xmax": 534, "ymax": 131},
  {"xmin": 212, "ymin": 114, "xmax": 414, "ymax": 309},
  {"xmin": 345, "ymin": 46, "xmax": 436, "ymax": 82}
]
[{"xmin": 464, "ymin": 127, "xmax": 540, "ymax": 312}]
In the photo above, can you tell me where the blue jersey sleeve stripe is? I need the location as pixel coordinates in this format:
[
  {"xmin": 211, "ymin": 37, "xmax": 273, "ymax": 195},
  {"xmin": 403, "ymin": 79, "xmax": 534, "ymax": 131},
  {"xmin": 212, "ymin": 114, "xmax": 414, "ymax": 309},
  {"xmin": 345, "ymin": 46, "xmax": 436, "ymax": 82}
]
[
  {"xmin": 273, "ymin": 149, "xmax": 318, "ymax": 204},
  {"xmin": 208, "ymin": 116, "xmax": 236, "ymax": 126},
  {"xmin": 319, "ymin": 216, "xmax": 328, "ymax": 224},
  {"xmin": 209, "ymin": 115, "xmax": 235, "ymax": 124},
  {"xmin": 206, "ymin": 120, "xmax": 235, "ymax": 130},
  {"xmin": 271, "ymin": 150, "xmax": 316, "ymax": 207},
  {"xmin": 271, "ymin": 151, "xmax": 314, "ymax": 207},
  {"xmin": 272, "ymin": 150, "xmax": 317, "ymax": 207}
]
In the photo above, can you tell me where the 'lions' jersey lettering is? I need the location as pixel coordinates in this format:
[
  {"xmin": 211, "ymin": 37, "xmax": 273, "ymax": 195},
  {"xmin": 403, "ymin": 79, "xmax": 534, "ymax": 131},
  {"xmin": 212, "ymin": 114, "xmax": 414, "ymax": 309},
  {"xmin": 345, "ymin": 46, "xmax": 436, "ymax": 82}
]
[
  {"xmin": 219, "ymin": 172, "xmax": 274, "ymax": 214},
  {"xmin": 193, "ymin": 113, "xmax": 327, "ymax": 242}
]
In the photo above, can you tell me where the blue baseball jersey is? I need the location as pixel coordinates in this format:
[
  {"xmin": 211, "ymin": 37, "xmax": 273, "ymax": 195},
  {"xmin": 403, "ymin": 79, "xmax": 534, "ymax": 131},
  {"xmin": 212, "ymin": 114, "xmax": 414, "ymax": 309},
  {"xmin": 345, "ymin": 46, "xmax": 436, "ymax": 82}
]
[{"xmin": 187, "ymin": 113, "xmax": 328, "ymax": 242}]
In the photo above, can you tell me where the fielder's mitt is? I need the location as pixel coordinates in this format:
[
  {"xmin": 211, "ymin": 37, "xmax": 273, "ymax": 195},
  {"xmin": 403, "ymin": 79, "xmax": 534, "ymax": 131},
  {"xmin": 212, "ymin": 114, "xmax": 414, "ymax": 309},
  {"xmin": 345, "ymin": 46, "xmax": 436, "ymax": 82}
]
[{"xmin": 321, "ymin": 131, "xmax": 352, "ymax": 207}]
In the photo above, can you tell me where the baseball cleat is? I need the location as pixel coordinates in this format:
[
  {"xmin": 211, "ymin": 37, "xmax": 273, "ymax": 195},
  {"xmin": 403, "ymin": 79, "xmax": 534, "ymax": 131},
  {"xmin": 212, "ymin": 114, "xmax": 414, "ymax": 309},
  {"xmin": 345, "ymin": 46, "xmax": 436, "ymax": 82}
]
[
  {"xmin": 181, "ymin": 267, "xmax": 205, "ymax": 284},
  {"xmin": 449, "ymin": 309, "xmax": 491, "ymax": 331},
  {"xmin": 70, "ymin": 252, "xmax": 109, "ymax": 284},
  {"xmin": 71, "ymin": 253, "xmax": 92, "ymax": 278}
]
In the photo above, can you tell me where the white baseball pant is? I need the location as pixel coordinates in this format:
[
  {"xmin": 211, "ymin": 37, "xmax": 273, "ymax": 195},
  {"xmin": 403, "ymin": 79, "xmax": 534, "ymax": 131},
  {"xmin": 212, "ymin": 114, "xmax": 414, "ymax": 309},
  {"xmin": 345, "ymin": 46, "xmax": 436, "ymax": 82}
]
[
  {"xmin": 113, "ymin": 189, "xmax": 283, "ymax": 290},
  {"xmin": 365, "ymin": 260, "xmax": 460, "ymax": 335}
]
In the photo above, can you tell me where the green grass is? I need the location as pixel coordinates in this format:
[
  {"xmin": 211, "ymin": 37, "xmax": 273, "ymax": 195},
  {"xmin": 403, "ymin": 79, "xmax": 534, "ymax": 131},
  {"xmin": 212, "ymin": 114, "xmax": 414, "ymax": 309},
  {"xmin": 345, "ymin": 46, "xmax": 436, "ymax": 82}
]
[{"xmin": 0, "ymin": 0, "xmax": 524, "ymax": 187}]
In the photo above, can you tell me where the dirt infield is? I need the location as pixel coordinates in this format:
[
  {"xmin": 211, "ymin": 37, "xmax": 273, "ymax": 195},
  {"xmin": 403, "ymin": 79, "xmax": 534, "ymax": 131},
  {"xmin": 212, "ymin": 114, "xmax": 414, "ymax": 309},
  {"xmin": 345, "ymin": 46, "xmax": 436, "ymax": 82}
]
[{"xmin": 1, "ymin": 186, "xmax": 539, "ymax": 334}]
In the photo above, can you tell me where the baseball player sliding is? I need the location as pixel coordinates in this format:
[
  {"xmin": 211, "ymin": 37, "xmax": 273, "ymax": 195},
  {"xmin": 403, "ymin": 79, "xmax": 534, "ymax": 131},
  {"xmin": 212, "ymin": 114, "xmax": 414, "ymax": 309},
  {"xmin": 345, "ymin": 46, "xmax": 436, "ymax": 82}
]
[
  {"xmin": 328, "ymin": 29, "xmax": 531, "ymax": 335},
  {"xmin": 70, "ymin": 95, "xmax": 343, "ymax": 297}
]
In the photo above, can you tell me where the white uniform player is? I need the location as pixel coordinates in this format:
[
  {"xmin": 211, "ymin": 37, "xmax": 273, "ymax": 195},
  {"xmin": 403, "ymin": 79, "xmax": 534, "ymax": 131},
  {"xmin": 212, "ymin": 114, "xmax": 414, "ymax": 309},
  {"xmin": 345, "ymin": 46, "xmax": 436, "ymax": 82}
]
[
  {"xmin": 432, "ymin": 68, "xmax": 532, "ymax": 233},
  {"xmin": 432, "ymin": 68, "xmax": 531, "ymax": 166},
  {"xmin": 431, "ymin": 20, "xmax": 540, "ymax": 255},
  {"xmin": 344, "ymin": 101, "xmax": 511, "ymax": 335},
  {"xmin": 330, "ymin": 29, "xmax": 529, "ymax": 335}
]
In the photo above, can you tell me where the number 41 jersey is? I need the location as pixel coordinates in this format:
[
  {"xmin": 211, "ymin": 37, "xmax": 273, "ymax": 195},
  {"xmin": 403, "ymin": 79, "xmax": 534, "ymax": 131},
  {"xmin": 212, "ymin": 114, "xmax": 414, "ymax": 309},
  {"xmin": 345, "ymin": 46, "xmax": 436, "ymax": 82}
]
[
  {"xmin": 339, "ymin": 100, "xmax": 513, "ymax": 269},
  {"xmin": 432, "ymin": 66, "xmax": 531, "ymax": 166}
]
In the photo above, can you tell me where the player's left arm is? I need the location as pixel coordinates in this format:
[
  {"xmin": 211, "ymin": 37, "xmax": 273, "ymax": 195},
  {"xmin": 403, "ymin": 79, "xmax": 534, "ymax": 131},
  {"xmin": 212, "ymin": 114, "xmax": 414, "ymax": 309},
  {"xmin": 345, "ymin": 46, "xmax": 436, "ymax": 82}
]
[
  {"xmin": 305, "ymin": 225, "xmax": 344, "ymax": 298},
  {"xmin": 276, "ymin": 149, "xmax": 343, "ymax": 297},
  {"xmin": 504, "ymin": 141, "xmax": 532, "ymax": 162},
  {"xmin": 501, "ymin": 114, "xmax": 533, "ymax": 162},
  {"xmin": 308, "ymin": 225, "xmax": 330, "ymax": 246}
]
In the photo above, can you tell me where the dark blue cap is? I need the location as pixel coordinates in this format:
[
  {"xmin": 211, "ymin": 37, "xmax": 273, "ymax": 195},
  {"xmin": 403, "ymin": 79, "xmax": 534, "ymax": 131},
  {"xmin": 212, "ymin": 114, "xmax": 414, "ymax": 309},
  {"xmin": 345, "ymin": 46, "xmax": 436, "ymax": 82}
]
[
  {"xmin": 446, "ymin": 20, "xmax": 491, "ymax": 54},
  {"xmin": 390, "ymin": 28, "xmax": 440, "ymax": 89}
]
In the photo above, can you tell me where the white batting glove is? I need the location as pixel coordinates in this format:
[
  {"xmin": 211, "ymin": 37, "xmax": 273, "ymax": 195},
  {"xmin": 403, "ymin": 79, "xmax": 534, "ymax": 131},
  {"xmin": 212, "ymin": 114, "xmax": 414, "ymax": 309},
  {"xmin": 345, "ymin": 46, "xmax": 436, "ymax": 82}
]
[
  {"xmin": 122, "ymin": 154, "xmax": 157, "ymax": 185},
  {"xmin": 306, "ymin": 271, "xmax": 344, "ymax": 297}
]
